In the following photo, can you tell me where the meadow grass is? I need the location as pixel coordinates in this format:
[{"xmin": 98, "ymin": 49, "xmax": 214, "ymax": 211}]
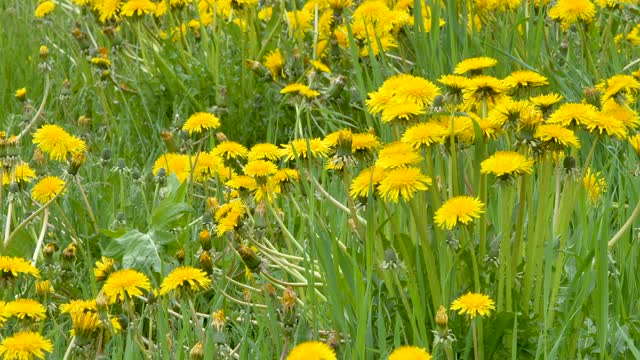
[{"xmin": 1, "ymin": 0, "xmax": 640, "ymax": 359}]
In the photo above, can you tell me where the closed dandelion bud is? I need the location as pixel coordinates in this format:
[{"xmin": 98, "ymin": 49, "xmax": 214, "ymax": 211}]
[
  {"xmin": 199, "ymin": 251, "xmax": 213, "ymax": 274},
  {"xmin": 60, "ymin": 79, "xmax": 72, "ymax": 98},
  {"xmin": 96, "ymin": 290, "xmax": 109, "ymax": 310},
  {"xmin": 243, "ymin": 288, "xmax": 252, "ymax": 302},
  {"xmin": 265, "ymin": 283, "xmax": 277, "ymax": 297},
  {"xmin": 15, "ymin": 87, "xmax": 27, "ymax": 102},
  {"xmin": 63, "ymin": 243, "xmax": 77, "ymax": 261},
  {"xmin": 78, "ymin": 115, "xmax": 91, "ymax": 127},
  {"xmin": 281, "ymin": 287, "xmax": 297, "ymax": 314},
  {"xmin": 175, "ymin": 247, "xmax": 186, "ymax": 263},
  {"xmin": 583, "ymin": 87, "xmax": 601, "ymax": 108},
  {"xmin": 432, "ymin": 95, "xmax": 445, "ymax": 113},
  {"xmin": 237, "ymin": 245, "xmax": 261, "ymax": 273},
  {"xmin": 101, "ymin": 148, "xmax": 112, "ymax": 162},
  {"xmin": 563, "ymin": 156, "xmax": 576, "ymax": 172},
  {"xmin": 206, "ymin": 197, "xmax": 219, "ymax": 211},
  {"xmin": 68, "ymin": 151, "xmax": 85, "ymax": 175},
  {"xmin": 326, "ymin": 330, "xmax": 339, "ymax": 350},
  {"xmin": 160, "ymin": 131, "xmax": 177, "ymax": 152},
  {"xmin": 212, "ymin": 309, "xmax": 226, "ymax": 332},
  {"xmin": 199, "ymin": 230, "xmax": 212, "ymax": 251},
  {"xmin": 33, "ymin": 148, "xmax": 46, "ymax": 166},
  {"xmin": 155, "ymin": 168, "xmax": 167, "ymax": 185},
  {"xmin": 101, "ymin": 69, "xmax": 110, "ymax": 80},
  {"xmin": 39, "ymin": 45, "xmax": 49, "ymax": 59},
  {"xmin": 116, "ymin": 158, "xmax": 127, "ymax": 171},
  {"xmin": 244, "ymin": 60, "xmax": 270, "ymax": 79},
  {"xmin": 131, "ymin": 169, "xmax": 141, "ymax": 180},
  {"xmin": 190, "ymin": 342, "xmax": 204, "ymax": 360},
  {"xmin": 325, "ymin": 75, "xmax": 346, "ymax": 99},
  {"xmin": 436, "ymin": 305, "xmax": 448, "ymax": 329},
  {"xmin": 9, "ymin": 182, "xmax": 19, "ymax": 194},
  {"xmin": 35, "ymin": 280, "xmax": 54, "ymax": 297},
  {"xmin": 215, "ymin": 132, "xmax": 228, "ymax": 143},
  {"xmin": 166, "ymin": 334, "xmax": 173, "ymax": 353},
  {"xmin": 43, "ymin": 242, "xmax": 57, "ymax": 259}
]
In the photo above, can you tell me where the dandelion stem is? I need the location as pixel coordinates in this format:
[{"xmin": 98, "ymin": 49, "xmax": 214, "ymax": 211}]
[
  {"xmin": 607, "ymin": 199, "xmax": 640, "ymax": 250},
  {"xmin": 75, "ymin": 177, "xmax": 99, "ymax": 234},
  {"xmin": 31, "ymin": 208, "xmax": 49, "ymax": 266},
  {"xmin": 4, "ymin": 184, "xmax": 67, "ymax": 247},
  {"xmin": 62, "ymin": 336, "xmax": 75, "ymax": 360},
  {"xmin": 16, "ymin": 73, "xmax": 51, "ymax": 142}
]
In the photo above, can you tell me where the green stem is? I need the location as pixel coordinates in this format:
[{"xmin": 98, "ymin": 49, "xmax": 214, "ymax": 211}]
[{"xmin": 409, "ymin": 199, "xmax": 443, "ymax": 308}]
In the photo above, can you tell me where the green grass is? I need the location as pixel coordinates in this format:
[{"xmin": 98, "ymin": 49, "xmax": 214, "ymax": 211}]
[{"xmin": 2, "ymin": 0, "xmax": 640, "ymax": 359}]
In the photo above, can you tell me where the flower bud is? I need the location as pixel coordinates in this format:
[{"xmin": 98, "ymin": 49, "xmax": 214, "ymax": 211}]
[
  {"xmin": 436, "ymin": 305, "xmax": 448, "ymax": 329},
  {"xmin": 190, "ymin": 342, "xmax": 204, "ymax": 360},
  {"xmin": 39, "ymin": 45, "xmax": 49, "ymax": 59},
  {"xmin": 199, "ymin": 230, "xmax": 212, "ymax": 251}
]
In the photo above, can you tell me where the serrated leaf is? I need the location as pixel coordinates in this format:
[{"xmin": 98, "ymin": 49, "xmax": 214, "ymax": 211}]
[
  {"xmin": 104, "ymin": 229, "xmax": 178, "ymax": 274},
  {"xmin": 151, "ymin": 176, "xmax": 193, "ymax": 230}
]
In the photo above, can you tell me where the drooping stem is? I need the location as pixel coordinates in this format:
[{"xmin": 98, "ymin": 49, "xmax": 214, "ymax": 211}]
[
  {"xmin": 608, "ymin": 198, "xmax": 640, "ymax": 250},
  {"xmin": 31, "ymin": 209, "xmax": 50, "ymax": 266}
]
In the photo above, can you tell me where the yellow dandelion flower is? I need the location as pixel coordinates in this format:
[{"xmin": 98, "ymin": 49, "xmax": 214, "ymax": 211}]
[
  {"xmin": 6, "ymin": 299, "xmax": 47, "ymax": 321},
  {"xmin": 547, "ymin": 103, "xmax": 599, "ymax": 127},
  {"xmin": 60, "ymin": 299, "xmax": 97, "ymax": 314},
  {"xmin": 596, "ymin": 74, "xmax": 640, "ymax": 104},
  {"xmin": 463, "ymin": 75, "xmax": 508, "ymax": 105},
  {"xmin": 402, "ymin": 122, "xmax": 448, "ymax": 149},
  {"xmin": 191, "ymin": 152, "xmax": 221, "ymax": 182},
  {"xmin": 94, "ymin": 256, "xmax": 115, "ymax": 282},
  {"xmin": 481, "ymin": 151, "xmax": 534, "ymax": 178},
  {"xmin": 212, "ymin": 141, "xmax": 249, "ymax": 160},
  {"xmin": 31, "ymin": 176, "xmax": 65, "ymax": 203},
  {"xmin": 310, "ymin": 60, "xmax": 331, "ymax": 73},
  {"xmin": 434, "ymin": 196, "xmax": 485, "ymax": 230},
  {"xmin": 159, "ymin": 266, "xmax": 211, "ymax": 295},
  {"xmin": 264, "ymin": 49, "xmax": 285, "ymax": 79},
  {"xmin": 0, "ymin": 256, "xmax": 40, "ymax": 279},
  {"xmin": 248, "ymin": 143, "xmax": 283, "ymax": 161},
  {"xmin": 120, "ymin": 0, "xmax": 156, "ymax": 16},
  {"xmin": 281, "ymin": 138, "xmax": 330, "ymax": 160},
  {"xmin": 281, "ymin": 83, "xmax": 320, "ymax": 98},
  {"xmin": 530, "ymin": 93, "xmax": 563, "ymax": 109},
  {"xmin": 388, "ymin": 346, "xmax": 432, "ymax": 360},
  {"xmin": 351, "ymin": 132, "xmax": 381, "ymax": 154},
  {"xmin": 583, "ymin": 168, "xmax": 606, "ymax": 203},
  {"xmin": 182, "ymin": 112, "xmax": 221, "ymax": 135},
  {"xmin": 376, "ymin": 142, "xmax": 422, "ymax": 169},
  {"xmin": 450, "ymin": 292, "xmax": 495, "ymax": 319},
  {"xmin": 381, "ymin": 101, "xmax": 426, "ymax": 123},
  {"xmin": 71, "ymin": 311, "xmax": 102, "ymax": 337},
  {"xmin": 153, "ymin": 153, "xmax": 191, "ymax": 182},
  {"xmin": 601, "ymin": 99, "xmax": 639, "ymax": 130},
  {"xmin": 454, "ymin": 57, "xmax": 497, "ymax": 75},
  {"xmin": 226, "ymin": 175, "xmax": 258, "ymax": 191},
  {"xmin": 377, "ymin": 167, "xmax": 431, "ymax": 202},
  {"xmin": 433, "ymin": 115, "xmax": 476, "ymax": 144},
  {"xmin": 2, "ymin": 162, "xmax": 36, "ymax": 185},
  {"xmin": 0, "ymin": 331, "xmax": 53, "ymax": 360},
  {"xmin": 96, "ymin": 0, "xmax": 121, "ymax": 22},
  {"xmin": 534, "ymin": 124, "xmax": 581, "ymax": 149},
  {"xmin": 437, "ymin": 74, "xmax": 470, "ymax": 96},
  {"xmin": 102, "ymin": 269, "xmax": 151, "ymax": 303},
  {"xmin": 392, "ymin": 75, "xmax": 441, "ymax": 108},
  {"xmin": 15, "ymin": 88, "xmax": 27, "ymax": 101},
  {"xmin": 503, "ymin": 70, "xmax": 549, "ymax": 90},
  {"xmin": 582, "ymin": 112, "xmax": 628, "ymax": 139},
  {"xmin": 271, "ymin": 168, "xmax": 300, "ymax": 190},
  {"xmin": 367, "ymin": 74, "xmax": 440, "ymax": 114},
  {"xmin": 548, "ymin": 0, "xmax": 596, "ymax": 30},
  {"xmin": 244, "ymin": 160, "xmax": 278, "ymax": 178},
  {"xmin": 215, "ymin": 200, "xmax": 245, "ymax": 236},
  {"xmin": 630, "ymin": 134, "xmax": 640, "ymax": 156},
  {"xmin": 287, "ymin": 10, "xmax": 314, "ymax": 36},
  {"xmin": 32, "ymin": 124, "xmax": 86, "ymax": 161},
  {"xmin": 35, "ymin": 1, "xmax": 56, "ymax": 18},
  {"xmin": 286, "ymin": 341, "xmax": 337, "ymax": 360},
  {"xmin": 350, "ymin": 166, "xmax": 385, "ymax": 198}
]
